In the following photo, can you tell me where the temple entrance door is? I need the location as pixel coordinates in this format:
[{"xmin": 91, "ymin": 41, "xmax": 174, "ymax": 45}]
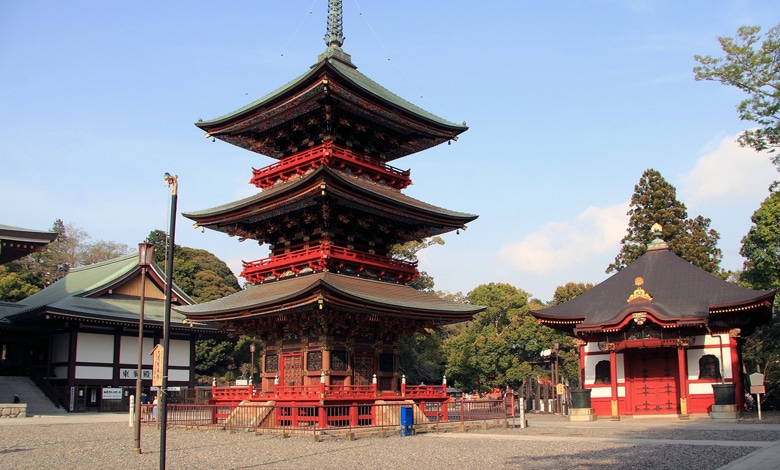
[
  {"xmin": 280, "ymin": 354, "xmax": 303, "ymax": 387},
  {"xmin": 626, "ymin": 348, "xmax": 679, "ymax": 414},
  {"xmin": 353, "ymin": 354, "xmax": 375, "ymax": 386}
]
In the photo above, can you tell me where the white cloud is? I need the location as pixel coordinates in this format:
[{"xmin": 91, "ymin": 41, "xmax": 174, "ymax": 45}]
[
  {"xmin": 679, "ymin": 133, "xmax": 776, "ymax": 208},
  {"xmin": 498, "ymin": 202, "xmax": 629, "ymax": 274}
]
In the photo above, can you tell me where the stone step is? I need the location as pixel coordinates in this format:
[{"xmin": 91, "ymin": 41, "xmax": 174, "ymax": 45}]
[{"xmin": 0, "ymin": 376, "xmax": 67, "ymax": 416}]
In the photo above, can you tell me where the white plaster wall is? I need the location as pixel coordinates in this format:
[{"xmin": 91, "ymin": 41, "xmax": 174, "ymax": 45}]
[
  {"xmin": 169, "ymin": 339, "xmax": 190, "ymax": 367},
  {"xmin": 76, "ymin": 333, "xmax": 114, "ymax": 363},
  {"xmin": 583, "ymin": 352, "xmax": 625, "ymax": 384},
  {"xmin": 169, "ymin": 368, "xmax": 190, "ymax": 382},
  {"xmin": 119, "ymin": 336, "xmax": 155, "ymax": 365},
  {"xmin": 52, "ymin": 333, "xmax": 69, "ymax": 362},
  {"xmin": 590, "ymin": 386, "xmax": 625, "ymax": 398},
  {"xmin": 583, "ymin": 353, "xmax": 608, "ymax": 384},
  {"xmin": 690, "ymin": 383, "xmax": 722, "ymax": 395},
  {"xmin": 686, "ymin": 334, "xmax": 733, "ymax": 380},
  {"xmin": 75, "ymin": 365, "xmax": 112, "ymax": 380},
  {"xmin": 52, "ymin": 365, "xmax": 68, "ymax": 379},
  {"xmin": 584, "ymin": 342, "xmax": 602, "ymax": 354}
]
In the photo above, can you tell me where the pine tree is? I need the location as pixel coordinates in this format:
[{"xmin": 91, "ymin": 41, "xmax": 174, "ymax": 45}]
[
  {"xmin": 608, "ymin": 169, "xmax": 722, "ymax": 274},
  {"xmin": 608, "ymin": 169, "xmax": 688, "ymax": 272}
]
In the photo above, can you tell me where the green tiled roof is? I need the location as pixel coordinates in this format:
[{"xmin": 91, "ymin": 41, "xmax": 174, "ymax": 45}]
[
  {"xmin": 183, "ymin": 165, "xmax": 477, "ymax": 224},
  {"xmin": 196, "ymin": 54, "xmax": 466, "ymax": 133},
  {"xmin": 0, "ymin": 254, "xmax": 199, "ymax": 330}
]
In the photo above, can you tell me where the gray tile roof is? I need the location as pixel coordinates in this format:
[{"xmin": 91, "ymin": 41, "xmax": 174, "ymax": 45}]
[
  {"xmin": 531, "ymin": 248, "xmax": 775, "ymax": 330},
  {"xmin": 177, "ymin": 272, "xmax": 483, "ymax": 322}
]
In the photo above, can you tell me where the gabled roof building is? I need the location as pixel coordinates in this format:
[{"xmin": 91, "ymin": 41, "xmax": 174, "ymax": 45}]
[{"xmin": 0, "ymin": 254, "xmax": 216, "ymax": 411}]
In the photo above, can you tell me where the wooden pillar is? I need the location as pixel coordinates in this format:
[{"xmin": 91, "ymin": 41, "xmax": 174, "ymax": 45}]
[
  {"xmin": 609, "ymin": 350, "xmax": 619, "ymax": 420},
  {"xmin": 677, "ymin": 346, "xmax": 689, "ymax": 416},
  {"xmin": 729, "ymin": 334, "xmax": 745, "ymax": 409}
]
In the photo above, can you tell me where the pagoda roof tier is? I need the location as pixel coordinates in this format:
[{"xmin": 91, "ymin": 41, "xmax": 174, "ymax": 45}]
[
  {"xmin": 531, "ymin": 247, "xmax": 775, "ymax": 336},
  {"xmin": 0, "ymin": 224, "xmax": 58, "ymax": 264},
  {"xmin": 182, "ymin": 165, "xmax": 477, "ymax": 246},
  {"xmin": 195, "ymin": 52, "xmax": 467, "ymax": 162},
  {"xmin": 176, "ymin": 272, "xmax": 484, "ymax": 327}
]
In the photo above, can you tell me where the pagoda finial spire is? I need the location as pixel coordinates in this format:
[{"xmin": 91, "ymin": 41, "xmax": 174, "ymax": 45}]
[
  {"xmin": 325, "ymin": 0, "xmax": 344, "ymax": 49},
  {"xmin": 319, "ymin": 0, "xmax": 352, "ymax": 65}
]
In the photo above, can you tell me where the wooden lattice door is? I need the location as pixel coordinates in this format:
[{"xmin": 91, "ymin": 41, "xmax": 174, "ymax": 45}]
[
  {"xmin": 353, "ymin": 355, "xmax": 375, "ymax": 386},
  {"xmin": 281, "ymin": 354, "xmax": 303, "ymax": 387},
  {"xmin": 626, "ymin": 349, "xmax": 679, "ymax": 414}
]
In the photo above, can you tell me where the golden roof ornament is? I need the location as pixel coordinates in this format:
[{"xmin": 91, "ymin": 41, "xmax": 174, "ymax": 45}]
[
  {"xmin": 627, "ymin": 276, "xmax": 653, "ymax": 303},
  {"xmin": 647, "ymin": 222, "xmax": 668, "ymax": 251}
]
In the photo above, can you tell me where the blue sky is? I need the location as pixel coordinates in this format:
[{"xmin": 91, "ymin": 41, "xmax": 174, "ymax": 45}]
[{"xmin": 1, "ymin": 1, "xmax": 778, "ymax": 302}]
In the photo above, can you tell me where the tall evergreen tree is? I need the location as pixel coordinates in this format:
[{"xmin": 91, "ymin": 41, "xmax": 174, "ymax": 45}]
[
  {"xmin": 739, "ymin": 191, "xmax": 780, "ymax": 403},
  {"xmin": 608, "ymin": 169, "xmax": 688, "ymax": 272},
  {"xmin": 740, "ymin": 191, "xmax": 780, "ymax": 290},
  {"xmin": 608, "ymin": 169, "xmax": 722, "ymax": 274}
]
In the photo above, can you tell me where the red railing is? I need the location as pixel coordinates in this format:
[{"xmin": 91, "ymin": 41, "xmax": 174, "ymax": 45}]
[
  {"xmin": 241, "ymin": 244, "xmax": 419, "ymax": 284},
  {"xmin": 209, "ymin": 382, "xmax": 446, "ymax": 402},
  {"xmin": 250, "ymin": 142, "xmax": 411, "ymax": 189},
  {"xmin": 158, "ymin": 399, "xmax": 511, "ymax": 432}
]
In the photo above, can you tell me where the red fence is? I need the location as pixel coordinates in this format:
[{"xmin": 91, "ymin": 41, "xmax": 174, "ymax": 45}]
[
  {"xmin": 150, "ymin": 399, "xmax": 510, "ymax": 432},
  {"xmin": 209, "ymin": 383, "xmax": 448, "ymax": 402}
]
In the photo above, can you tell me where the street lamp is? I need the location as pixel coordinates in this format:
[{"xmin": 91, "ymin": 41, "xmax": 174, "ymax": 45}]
[
  {"xmin": 250, "ymin": 343, "xmax": 255, "ymax": 386},
  {"xmin": 133, "ymin": 241, "xmax": 154, "ymax": 454},
  {"xmin": 160, "ymin": 173, "xmax": 178, "ymax": 470}
]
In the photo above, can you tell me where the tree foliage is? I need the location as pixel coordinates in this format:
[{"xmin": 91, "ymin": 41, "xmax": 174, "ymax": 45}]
[
  {"xmin": 740, "ymin": 191, "xmax": 780, "ymax": 291},
  {"xmin": 608, "ymin": 169, "xmax": 722, "ymax": 274},
  {"xmin": 390, "ymin": 237, "xmax": 444, "ymax": 292},
  {"xmin": 442, "ymin": 283, "xmax": 578, "ymax": 393},
  {"xmin": 0, "ymin": 219, "xmax": 132, "ymax": 301},
  {"xmin": 550, "ymin": 282, "xmax": 595, "ymax": 306},
  {"xmin": 739, "ymin": 191, "xmax": 780, "ymax": 404},
  {"xmin": 145, "ymin": 229, "xmax": 240, "ymax": 302},
  {"xmin": 398, "ymin": 330, "xmax": 448, "ymax": 385},
  {"xmin": 694, "ymin": 24, "xmax": 780, "ymax": 168}
]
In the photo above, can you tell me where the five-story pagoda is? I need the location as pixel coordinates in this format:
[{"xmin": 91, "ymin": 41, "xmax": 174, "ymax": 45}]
[{"xmin": 177, "ymin": 1, "xmax": 483, "ymax": 413}]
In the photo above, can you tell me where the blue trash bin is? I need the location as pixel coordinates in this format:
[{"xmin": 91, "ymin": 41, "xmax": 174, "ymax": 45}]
[{"xmin": 400, "ymin": 406, "xmax": 414, "ymax": 436}]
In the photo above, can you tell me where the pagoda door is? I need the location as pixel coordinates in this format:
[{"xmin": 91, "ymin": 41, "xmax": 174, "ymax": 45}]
[
  {"xmin": 280, "ymin": 354, "xmax": 303, "ymax": 387},
  {"xmin": 353, "ymin": 354, "xmax": 375, "ymax": 386},
  {"xmin": 626, "ymin": 348, "xmax": 679, "ymax": 414}
]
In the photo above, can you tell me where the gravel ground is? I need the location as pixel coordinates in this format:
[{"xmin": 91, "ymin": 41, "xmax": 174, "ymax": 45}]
[{"xmin": 1, "ymin": 413, "xmax": 779, "ymax": 469}]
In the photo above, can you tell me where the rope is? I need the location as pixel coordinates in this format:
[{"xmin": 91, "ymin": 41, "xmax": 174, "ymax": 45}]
[{"xmin": 280, "ymin": 0, "xmax": 321, "ymax": 57}]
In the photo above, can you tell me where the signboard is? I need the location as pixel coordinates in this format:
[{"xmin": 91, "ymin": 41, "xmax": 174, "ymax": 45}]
[
  {"xmin": 751, "ymin": 385, "xmax": 766, "ymax": 394},
  {"xmin": 556, "ymin": 383, "xmax": 565, "ymax": 395},
  {"xmin": 102, "ymin": 387, "xmax": 123, "ymax": 400},
  {"xmin": 749, "ymin": 373, "xmax": 765, "ymax": 387},
  {"xmin": 151, "ymin": 344, "xmax": 164, "ymax": 387},
  {"xmin": 120, "ymin": 368, "xmax": 152, "ymax": 380}
]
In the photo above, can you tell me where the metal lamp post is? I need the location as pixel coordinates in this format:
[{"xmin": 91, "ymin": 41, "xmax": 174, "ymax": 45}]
[
  {"xmin": 133, "ymin": 242, "xmax": 154, "ymax": 454},
  {"xmin": 250, "ymin": 343, "xmax": 255, "ymax": 386},
  {"xmin": 160, "ymin": 173, "xmax": 178, "ymax": 470}
]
